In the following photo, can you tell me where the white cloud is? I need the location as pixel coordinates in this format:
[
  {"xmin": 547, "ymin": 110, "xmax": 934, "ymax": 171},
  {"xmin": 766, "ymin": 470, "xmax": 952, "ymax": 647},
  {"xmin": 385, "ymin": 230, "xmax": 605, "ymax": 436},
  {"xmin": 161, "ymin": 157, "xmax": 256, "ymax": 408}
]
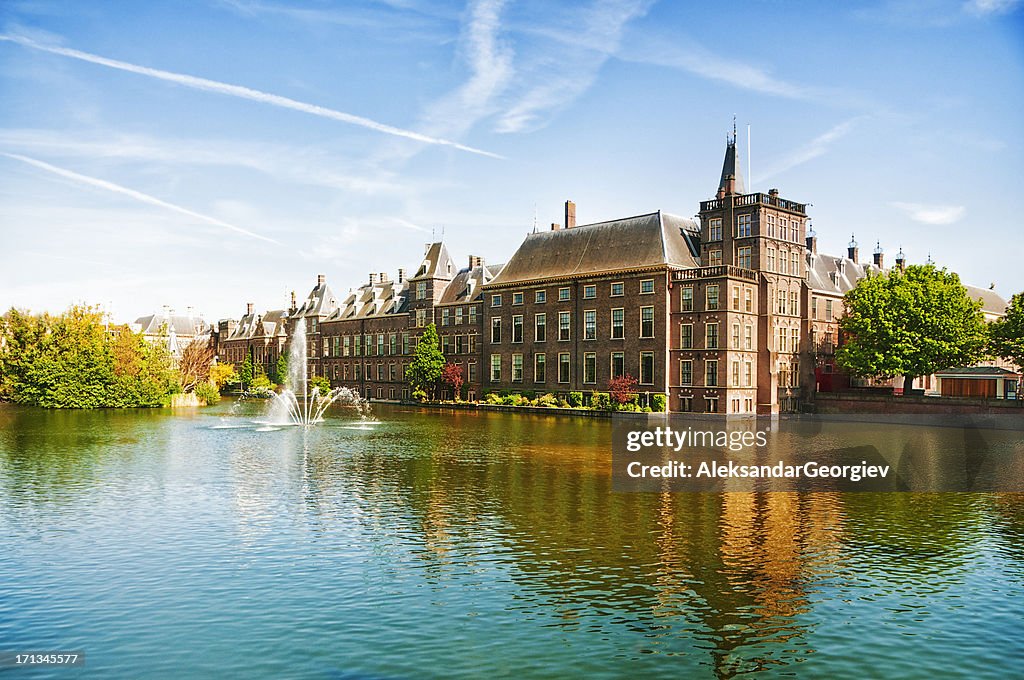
[
  {"xmin": 891, "ymin": 201, "xmax": 966, "ymax": 225},
  {"xmin": 2, "ymin": 152, "xmax": 280, "ymax": 244},
  {"xmin": 964, "ymin": 0, "xmax": 1022, "ymax": 14},
  {"xmin": 757, "ymin": 118, "xmax": 863, "ymax": 184},
  {"xmin": 0, "ymin": 33, "xmax": 502, "ymax": 158}
]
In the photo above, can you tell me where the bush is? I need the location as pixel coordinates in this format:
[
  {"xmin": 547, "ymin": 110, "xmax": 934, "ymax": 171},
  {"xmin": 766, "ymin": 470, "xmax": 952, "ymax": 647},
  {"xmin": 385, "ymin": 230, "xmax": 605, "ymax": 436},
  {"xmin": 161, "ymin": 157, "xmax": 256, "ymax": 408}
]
[
  {"xmin": 537, "ymin": 393, "xmax": 558, "ymax": 408},
  {"xmin": 309, "ymin": 375, "xmax": 331, "ymax": 394},
  {"xmin": 642, "ymin": 406, "xmax": 652, "ymax": 413},
  {"xmin": 194, "ymin": 381, "xmax": 220, "ymax": 405},
  {"xmin": 501, "ymin": 394, "xmax": 518, "ymax": 405},
  {"xmin": 568, "ymin": 391, "xmax": 583, "ymax": 408},
  {"xmin": 590, "ymin": 392, "xmax": 612, "ymax": 410},
  {"xmin": 521, "ymin": 390, "xmax": 536, "ymax": 401},
  {"xmin": 412, "ymin": 388, "xmax": 427, "ymax": 402},
  {"xmin": 651, "ymin": 394, "xmax": 667, "ymax": 412},
  {"xmin": 484, "ymin": 392, "xmax": 502, "ymax": 404},
  {"xmin": 250, "ymin": 372, "xmax": 275, "ymax": 396}
]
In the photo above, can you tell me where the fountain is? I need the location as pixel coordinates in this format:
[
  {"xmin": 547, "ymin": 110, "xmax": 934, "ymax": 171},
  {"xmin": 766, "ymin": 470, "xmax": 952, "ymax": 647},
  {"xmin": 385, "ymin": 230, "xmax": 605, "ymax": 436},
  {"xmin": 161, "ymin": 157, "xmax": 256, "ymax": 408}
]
[{"xmin": 267, "ymin": 315, "xmax": 370, "ymax": 425}]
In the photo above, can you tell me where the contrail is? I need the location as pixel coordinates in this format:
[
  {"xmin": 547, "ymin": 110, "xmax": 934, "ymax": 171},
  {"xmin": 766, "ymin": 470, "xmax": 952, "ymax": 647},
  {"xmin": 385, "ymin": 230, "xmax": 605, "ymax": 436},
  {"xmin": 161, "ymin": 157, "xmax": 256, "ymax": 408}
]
[
  {"xmin": 2, "ymin": 152, "xmax": 280, "ymax": 245},
  {"xmin": 0, "ymin": 34, "xmax": 503, "ymax": 159}
]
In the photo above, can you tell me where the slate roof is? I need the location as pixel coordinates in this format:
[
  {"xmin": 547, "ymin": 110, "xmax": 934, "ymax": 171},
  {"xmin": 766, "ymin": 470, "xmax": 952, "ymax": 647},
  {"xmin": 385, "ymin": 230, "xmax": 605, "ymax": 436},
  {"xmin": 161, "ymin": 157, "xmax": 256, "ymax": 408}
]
[
  {"xmin": 485, "ymin": 211, "xmax": 700, "ymax": 288},
  {"xmin": 438, "ymin": 262, "xmax": 505, "ymax": 305},
  {"xmin": 410, "ymin": 242, "xmax": 456, "ymax": 281},
  {"xmin": 719, "ymin": 140, "xmax": 745, "ymax": 195},
  {"xmin": 133, "ymin": 313, "xmax": 208, "ymax": 337},
  {"xmin": 935, "ymin": 366, "xmax": 1019, "ymax": 377},
  {"xmin": 327, "ymin": 277, "xmax": 410, "ymax": 321},
  {"xmin": 806, "ymin": 252, "xmax": 1008, "ymax": 316},
  {"xmin": 294, "ymin": 280, "xmax": 339, "ymax": 318}
]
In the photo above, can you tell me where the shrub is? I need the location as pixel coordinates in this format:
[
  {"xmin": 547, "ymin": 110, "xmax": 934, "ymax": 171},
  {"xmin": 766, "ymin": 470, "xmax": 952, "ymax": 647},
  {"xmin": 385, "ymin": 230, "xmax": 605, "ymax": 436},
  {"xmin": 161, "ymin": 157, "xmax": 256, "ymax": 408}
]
[
  {"xmin": 501, "ymin": 394, "xmax": 518, "ymax": 405},
  {"xmin": 309, "ymin": 375, "xmax": 331, "ymax": 394},
  {"xmin": 194, "ymin": 381, "xmax": 220, "ymax": 405},
  {"xmin": 484, "ymin": 392, "xmax": 502, "ymax": 404},
  {"xmin": 642, "ymin": 406, "xmax": 652, "ymax": 413},
  {"xmin": 590, "ymin": 392, "xmax": 612, "ymax": 410},
  {"xmin": 412, "ymin": 388, "xmax": 427, "ymax": 402},
  {"xmin": 651, "ymin": 394, "xmax": 667, "ymax": 412},
  {"xmin": 521, "ymin": 390, "xmax": 536, "ymax": 400},
  {"xmin": 537, "ymin": 393, "xmax": 558, "ymax": 408},
  {"xmin": 568, "ymin": 391, "xmax": 583, "ymax": 408}
]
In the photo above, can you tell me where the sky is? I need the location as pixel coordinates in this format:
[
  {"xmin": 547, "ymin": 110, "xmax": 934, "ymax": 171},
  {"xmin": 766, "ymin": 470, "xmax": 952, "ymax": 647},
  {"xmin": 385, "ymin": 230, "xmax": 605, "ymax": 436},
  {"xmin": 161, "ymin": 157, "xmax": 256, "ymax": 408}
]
[{"xmin": 1, "ymin": 0, "xmax": 1022, "ymax": 323}]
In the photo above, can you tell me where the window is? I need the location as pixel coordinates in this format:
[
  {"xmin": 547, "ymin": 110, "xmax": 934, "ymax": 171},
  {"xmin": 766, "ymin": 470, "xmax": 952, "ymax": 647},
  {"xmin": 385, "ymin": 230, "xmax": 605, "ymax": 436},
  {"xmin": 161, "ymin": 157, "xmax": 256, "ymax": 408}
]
[
  {"xmin": 491, "ymin": 294, "xmax": 502, "ymax": 307},
  {"xmin": 583, "ymin": 285, "xmax": 596, "ymax": 299},
  {"xmin": 779, "ymin": 250, "xmax": 788, "ymax": 274},
  {"xmin": 416, "ymin": 309, "xmax": 427, "ymax": 327},
  {"xmin": 706, "ymin": 323, "xmax": 719, "ymax": 349},
  {"xmin": 365, "ymin": 335, "xmax": 373, "ymax": 356},
  {"xmin": 611, "ymin": 352, "xmax": 625, "ymax": 379},
  {"xmin": 777, "ymin": 327, "xmax": 787, "ymax": 353},
  {"xmin": 535, "ymin": 313, "xmax": 546, "ymax": 342},
  {"xmin": 490, "ymin": 354, "xmax": 501, "ymax": 382},
  {"xmin": 468, "ymin": 306, "xmax": 477, "ymax": 324},
  {"xmin": 355, "ymin": 335, "xmax": 362, "ymax": 356},
  {"xmin": 583, "ymin": 353, "xmax": 597, "ymax": 384},
  {"xmin": 584, "ymin": 310, "xmax": 596, "ymax": 340},
  {"xmin": 708, "ymin": 249, "xmax": 723, "ymax": 267},
  {"xmin": 640, "ymin": 352, "xmax": 654, "ymax": 385},
  {"xmin": 640, "ymin": 279, "xmax": 654, "ymax": 294},
  {"xmin": 512, "ymin": 315, "xmax": 523, "ymax": 343},
  {"xmin": 390, "ymin": 364, "xmax": 397, "ymax": 381},
  {"xmin": 732, "ymin": 360, "xmax": 740, "ymax": 387},
  {"xmin": 790, "ymin": 291, "xmax": 799, "ymax": 316},
  {"xmin": 558, "ymin": 353, "xmax": 570, "ymax": 383},
  {"xmin": 558, "ymin": 312, "xmax": 571, "ymax": 341},
  {"xmin": 534, "ymin": 353, "xmax": 545, "ymax": 382},
  {"xmin": 680, "ymin": 360, "xmax": 693, "ymax": 386},
  {"xmin": 681, "ymin": 287, "xmax": 693, "ymax": 311},
  {"xmin": 791, "ymin": 251, "xmax": 800, "ymax": 276},
  {"xmin": 744, "ymin": 325, "xmax": 752, "ymax": 350},
  {"xmin": 791, "ymin": 327, "xmax": 800, "ymax": 352},
  {"xmin": 469, "ymin": 335, "xmax": 477, "ymax": 353},
  {"xmin": 611, "ymin": 308, "xmax": 624, "ymax": 339},
  {"xmin": 767, "ymin": 248, "xmax": 776, "ymax": 272},
  {"xmin": 825, "ymin": 299, "xmax": 834, "ymax": 321},
  {"xmin": 706, "ymin": 285, "xmax": 719, "ymax": 310},
  {"xmin": 468, "ymin": 362, "xmax": 477, "ymax": 383},
  {"xmin": 766, "ymin": 214, "xmax": 776, "ymax": 238},
  {"xmin": 558, "ymin": 287, "xmax": 570, "ymax": 301},
  {"xmin": 455, "ymin": 335, "xmax": 465, "ymax": 354},
  {"xmin": 736, "ymin": 213, "xmax": 752, "ymax": 237},
  {"xmin": 706, "ymin": 360, "xmax": 718, "ymax": 387},
  {"xmin": 732, "ymin": 323, "xmax": 740, "ymax": 349},
  {"xmin": 732, "ymin": 286, "xmax": 741, "ymax": 311},
  {"xmin": 455, "ymin": 307, "xmax": 463, "ymax": 325},
  {"xmin": 389, "ymin": 334, "xmax": 397, "ymax": 355},
  {"xmin": 610, "ymin": 282, "xmax": 624, "ymax": 297},
  {"xmin": 491, "ymin": 317, "xmax": 501, "ymax": 343},
  {"xmin": 709, "ymin": 217, "xmax": 723, "ymax": 241},
  {"xmin": 512, "ymin": 292, "xmax": 523, "ymax": 306},
  {"xmin": 535, "ymin": 290, "xmax": 546, "ymax": 303},
  {"xmin": 640, "ymin": 307, "xmax": 654, "ymax": 338},
  {"xmin": 738, "ymin": 246, "xmax": 752, "ymax": 270},
  {"xmin": 402, "ymin": 333, "xmax": 410, "ymax": 355},
  {"xmin": 377, "ymin": 334, "xmax": 385, "ymax": 356},
  {"xmin": 745, "ymin": 289, "xmax": 752, "ymax": 313},
  {"xmin": 680, "ymin": 323, "xmax": 693, "ymax": 349},
  {"xmin": 343, "ymin": 335, "xmax": 351, "ymax": 357},
  {"xmin": 441, "ymin": 308, "xmax": 450, "ymax": 326},
  {"xmin": 780, "ymin": 217, "xmax": 789, "ymax": 241},
  {"xmin": 354, "ymin": 363, "xmax": 361, "ymax": 380},
  {"xmin": 744, "ymin": 362, "xmax": 752, "ymax": 387},
  {"xmin": 512, "ymin": 354, "xmax": 523, "ymax": 382},
  {"xmin": 416, "ymin": 282, "xmax": 427, "ymax": 300},
  {"xmin": 812, "ymin": 296, "xmax": 818, "ymax": 320}
]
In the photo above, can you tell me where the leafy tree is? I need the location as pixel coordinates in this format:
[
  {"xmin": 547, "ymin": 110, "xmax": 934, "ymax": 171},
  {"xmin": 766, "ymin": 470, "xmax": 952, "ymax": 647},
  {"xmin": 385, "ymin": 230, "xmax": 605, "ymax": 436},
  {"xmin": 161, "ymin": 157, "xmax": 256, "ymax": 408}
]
[
  {"xmin": 608, "ymin": 374, "xmax": 639, "ymax": 407},
  {"xmin": 407, "ymin": 324, "xmax": 445, "ymax": 400},
  {"xmin": 209, "ymin": 363, "xmax": 238, "ymax": 390},
  {"xmin": 836, "ymin": 264, "xmax": 988, "ymax": 393},
  {"xmin": 274, "ymin": 353, "xmax": 289, "ymax": 387},
  {"xmin": 178, "ymin": 338, "xmax": 215, "ymax": 392},
  {"xmin": 990, "ymin": 292, "xmax": 1024, "ymax": 369},
  {"xmin": 441, "ymin": 362, "xmax": 464, "ymax": 401},
  {"xmin": 309, "ymin": 375, "xmax": 331, "ymax": 394},
  {"xmin": 239, "ymin": 346, "xmax": 255, "ymax": 389}
]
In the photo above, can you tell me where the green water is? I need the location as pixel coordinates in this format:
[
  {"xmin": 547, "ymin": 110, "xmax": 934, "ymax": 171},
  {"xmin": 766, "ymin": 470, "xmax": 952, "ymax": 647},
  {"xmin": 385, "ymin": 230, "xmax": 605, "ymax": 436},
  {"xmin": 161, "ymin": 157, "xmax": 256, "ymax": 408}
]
[{"xmin": 0, "ymin": 401, "xmax": 1022, "ymax": 678}]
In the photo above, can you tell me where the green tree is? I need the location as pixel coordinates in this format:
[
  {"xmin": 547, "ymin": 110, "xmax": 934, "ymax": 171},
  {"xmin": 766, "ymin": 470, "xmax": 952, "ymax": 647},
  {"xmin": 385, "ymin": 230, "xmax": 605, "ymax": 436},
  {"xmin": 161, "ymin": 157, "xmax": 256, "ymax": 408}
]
[
  {"xmin": 239, "ymin": 346, "xmax": 255, "ymax": 389},
  {"xmin": 407, "ymin": 324, "xmax": 445, "ymax": 400},
  {"xmin": 989, "ymin": 292, "xmax": 1024, "ymax": 370},
  {"xmin": 274, "ymin": 353, "xmax": 289, "ymax": 387},
  {"xmin": 837, "ymin": 264, "xmax": 989, "ymax": 393}
]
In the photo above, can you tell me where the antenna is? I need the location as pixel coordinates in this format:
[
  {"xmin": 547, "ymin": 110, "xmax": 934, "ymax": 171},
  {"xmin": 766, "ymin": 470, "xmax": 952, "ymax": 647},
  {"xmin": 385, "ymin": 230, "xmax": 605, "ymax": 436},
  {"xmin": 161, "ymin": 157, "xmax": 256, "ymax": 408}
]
[
  {"xmin": 747, "ymin": 123, "xmax": 751, "ymax": 193},
  {"xmin": 732, "ymin": 114, "xmax": 737, "ymax": 142},
  {"xmin": 532, "ymin": 203, "xmax": 538, "ymax": 233}
]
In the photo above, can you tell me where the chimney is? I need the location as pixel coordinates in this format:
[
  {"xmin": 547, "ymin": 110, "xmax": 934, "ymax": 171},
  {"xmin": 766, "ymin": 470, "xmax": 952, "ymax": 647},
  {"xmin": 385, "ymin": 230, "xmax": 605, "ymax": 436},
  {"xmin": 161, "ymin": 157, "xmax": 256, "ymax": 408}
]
[
  {"xmin": 848, "ymin": 235, "xmax": 859, "ymax": 263},
  {"xmin": 369, "ymin": 273, "xmax": 377, "ymax": 285},
  {"xmin": 397, "ymin": 268, "xmax": 405, "ymax": 283},
  {"xmin": 769, "ymin": 188, "xmax": 779, "ymax": 197},
  {"xmin": 895, "ymin": 248, "xmax": 906, "ymax": 272},
  {"xmin": 873, "ymin": 241, "xmax": 884, "ymax": 269},
  {"xmin": 317, "ymin": 273, "xmax": 326, "ymax": 287},
  {"xmin": 246, "ymin": 302, "xmax": 254, "ymax": 316},
  {"xmin": 469, "ymin": 255, "xmax": 485, "ymax": 269},
  {"xmin": 290, "ymin": 291, "xmax": 297, "ymax": 312},
  {"xmin": 379, "ymin": 272, "xmax": 389, "ymax": 283},
  {"xmin": 551, "ymin": 222, "xmax": 561, "ymax": 231},
  {"xmin": 564, "ymin": 200, "xmax": 576, "ymax": 229},
  {"xmin": 806, "ymin": 235, "xmax": 817, "ymax": 255}
]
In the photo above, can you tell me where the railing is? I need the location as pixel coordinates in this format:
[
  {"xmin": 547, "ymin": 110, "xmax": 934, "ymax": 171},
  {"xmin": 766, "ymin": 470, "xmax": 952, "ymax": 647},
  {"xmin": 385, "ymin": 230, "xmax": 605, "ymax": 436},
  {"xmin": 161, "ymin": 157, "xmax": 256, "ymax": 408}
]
[
  {"xmin": 674, "ymin": 265, "xmax": 759, "ymax": 281},
  {"xmin": 700, "ymin": 193, "xmax": 807, "ymax": 214}
]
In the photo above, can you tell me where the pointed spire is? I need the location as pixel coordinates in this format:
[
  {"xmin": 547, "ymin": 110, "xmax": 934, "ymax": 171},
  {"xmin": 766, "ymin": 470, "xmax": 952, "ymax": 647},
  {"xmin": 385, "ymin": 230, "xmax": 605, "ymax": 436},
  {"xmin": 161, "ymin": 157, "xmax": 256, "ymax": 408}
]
[{"xmin": 717, "ymin": 127, "xmax": 745, "ymax": 197}]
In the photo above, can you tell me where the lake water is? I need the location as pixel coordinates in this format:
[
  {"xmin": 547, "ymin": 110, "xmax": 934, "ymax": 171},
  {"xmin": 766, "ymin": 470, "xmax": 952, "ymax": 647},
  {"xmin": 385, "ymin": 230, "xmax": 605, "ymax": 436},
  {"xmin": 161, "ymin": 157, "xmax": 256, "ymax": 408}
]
[{"xmin": 1, "ymin": 401, "xmax": 1022, "ymax": 678}]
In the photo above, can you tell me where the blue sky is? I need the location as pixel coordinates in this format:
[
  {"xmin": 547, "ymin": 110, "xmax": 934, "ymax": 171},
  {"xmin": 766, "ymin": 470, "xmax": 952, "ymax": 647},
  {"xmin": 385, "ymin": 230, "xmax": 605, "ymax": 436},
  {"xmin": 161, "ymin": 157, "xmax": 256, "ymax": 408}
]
[{"xmin": 1, "ymin": 0, "xmax": 1021, "ymax": 322}]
